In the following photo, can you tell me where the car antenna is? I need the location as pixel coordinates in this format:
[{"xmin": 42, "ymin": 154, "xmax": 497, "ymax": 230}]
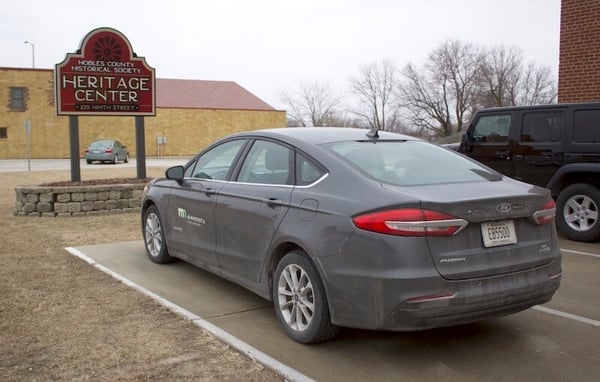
[{"xmin": 366, "ymin": 126, "xmax": 379, "ymax": 139}]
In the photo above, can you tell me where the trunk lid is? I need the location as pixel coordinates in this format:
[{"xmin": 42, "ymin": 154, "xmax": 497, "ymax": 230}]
[{"xmin": 382, "ymin": 180, "xmax": 558, "ymax": 280}]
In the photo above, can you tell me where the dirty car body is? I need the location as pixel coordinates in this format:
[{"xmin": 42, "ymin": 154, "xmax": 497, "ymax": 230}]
[{"xmin": 141, "ymin": 127, "xmax": 562, "ymax": 343}]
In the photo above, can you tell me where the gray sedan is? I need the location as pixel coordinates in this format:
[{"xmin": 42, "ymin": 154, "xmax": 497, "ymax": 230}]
[
  {"xmin": 85, "ymin": 139, "xmax": 129, "ymax": 164},
  {"xmin": 141, "ymin": 127, "xmax": 561, "ymax": 343}
]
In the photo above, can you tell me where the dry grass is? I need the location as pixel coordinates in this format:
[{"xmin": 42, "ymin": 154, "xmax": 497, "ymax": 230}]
[{"xmin": 0, "ymin": 167, "xmax": 282, "ymax": 381}]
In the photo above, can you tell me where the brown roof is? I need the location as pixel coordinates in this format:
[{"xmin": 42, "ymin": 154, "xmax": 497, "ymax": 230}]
[{"xmin": 156, "ymin": 78, "xmax": 276, "ymax": 111}]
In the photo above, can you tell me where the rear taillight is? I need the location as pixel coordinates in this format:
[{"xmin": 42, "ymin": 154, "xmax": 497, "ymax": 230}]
[
  {"xmin": 533, "ymin": 199, "xmax": 556, "ymax": 225},
  {"xmin": 352, "ymin": 208, "xmax": 468, "ymax": 237},
  {"xmin": 105, "ymin": 148, "xmax": 113, "ymax": 153},
  {"xmin": 84, "ymin": 148, "xmax": 89, "ymax": 153}
]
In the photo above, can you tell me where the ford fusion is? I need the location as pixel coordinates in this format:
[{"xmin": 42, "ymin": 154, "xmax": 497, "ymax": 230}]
[{"xmin": 141, "ymin": 127, "xmax": 561, "ymax": 343}]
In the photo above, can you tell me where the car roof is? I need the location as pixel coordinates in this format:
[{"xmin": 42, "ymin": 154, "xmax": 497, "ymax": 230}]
[
  {"xmin": 477, "ymin": 102, "xmax": 600, "ymax": 113},
  {"xmin": 230, "ymin": 127, "xmax": 419, "ymax": 146}
]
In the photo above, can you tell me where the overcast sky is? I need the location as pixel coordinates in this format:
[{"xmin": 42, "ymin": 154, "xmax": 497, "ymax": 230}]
[{"xmin": 1, "ymin": 0, "xmax": 560, "ymax": 110}]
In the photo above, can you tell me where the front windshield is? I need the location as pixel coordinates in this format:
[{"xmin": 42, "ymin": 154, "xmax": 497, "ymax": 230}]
[{"xmin": 327, "ymin": 140, "xmax": 501, "ymax": 186}]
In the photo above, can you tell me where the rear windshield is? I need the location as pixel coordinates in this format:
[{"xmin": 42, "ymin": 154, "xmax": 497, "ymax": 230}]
[
  {"xmin": 90, "ymin": 140, "xmax": 112, "ymax": 148},
  {"xmin": 327, "ymin": 140, "xmax": 501, "ymax": 186}
]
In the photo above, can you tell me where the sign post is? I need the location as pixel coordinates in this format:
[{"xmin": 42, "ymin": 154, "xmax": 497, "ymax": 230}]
[
  {"xmin": 55, "ymin": 27, "xmax": 156, "ymax": 181},
  {"xmin": 135, "ymin": 116, "xmax": 146, "ymax": 179},
  {"xmin": 24, "ymin": 119, "xmax": 31, "ymax": 171},
  {"xmin": 68, "ymin": 116, "xmax": 80, "ymax": 181}
]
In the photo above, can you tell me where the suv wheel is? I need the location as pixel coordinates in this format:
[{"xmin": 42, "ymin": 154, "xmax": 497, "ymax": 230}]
[{"xmin": 556, "ymin": 183, "xmax": 600, "ymax": 242}]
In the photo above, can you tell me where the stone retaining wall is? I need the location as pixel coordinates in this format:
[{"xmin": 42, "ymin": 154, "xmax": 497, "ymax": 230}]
[{"xmin": 14, "ymin": 184, "xmax": 145, "ymax": 217}]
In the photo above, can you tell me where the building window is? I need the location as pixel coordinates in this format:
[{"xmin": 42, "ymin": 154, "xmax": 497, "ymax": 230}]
[
  {"xmin": 9, "ymin": 87, "xmax": 27, "ymax": 111},
  {"xmin": 0, "ymin": 127, "xmax": 7, "ymax": 139}
]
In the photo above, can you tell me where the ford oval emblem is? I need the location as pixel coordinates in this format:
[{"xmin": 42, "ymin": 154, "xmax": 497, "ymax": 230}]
[{"xmin": 497, "ymin": 202, "xmax": 512, "ymax": 213}]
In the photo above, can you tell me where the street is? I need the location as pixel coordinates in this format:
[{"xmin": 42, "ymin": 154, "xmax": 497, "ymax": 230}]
[{"xmin": 0, "ymin": 158, "xmax": 189, "ymax": 172}]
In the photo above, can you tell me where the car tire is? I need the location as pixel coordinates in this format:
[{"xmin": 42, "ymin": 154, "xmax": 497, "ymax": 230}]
[
  {"xmin": 124, "ymin": 153, "xmax": 129, "ymax": 163},
  {"xmin": 86, "ymin": 159, "xmax": 92, "ymax": 164},
  {"xmin": 556, "ymin": 183, "xmax": 600, "ymax": 242},
  {"xmin": 113, "ymin": 154, "xmax": 119, "ymax": 164},
  {"xmin": 143, "ymin": 205, "xmax": 174, "ymax": 264},
  {"xmin": 272, "ymin": 250, "xmax": 340, "ymax": 343}
]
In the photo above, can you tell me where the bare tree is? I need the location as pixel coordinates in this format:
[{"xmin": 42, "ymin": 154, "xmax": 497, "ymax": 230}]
[
  {"xmin": 518, "ymin": 62, "xmax": 557, "ymax": 105},
  {"xmin": 349, "ymin": 59, "xmax": 402, "ymax": 132},
  {"xmin": 399, "ymin": 40, "xmax": 483, "ymax": 139},
  {"xmin": 476, "ymin": 45, "xmax": 522, "ymax": 107},
  {"xmin": 280, "ymin": 80, "xmax": 344, "ymax": 127},
  {"xmin": 399, "ymin": 41, "xmax": 557, "ymax": 139},
  {"xmin": 476, "ymin": 45, "xmax": 556, "ymax": 108}
]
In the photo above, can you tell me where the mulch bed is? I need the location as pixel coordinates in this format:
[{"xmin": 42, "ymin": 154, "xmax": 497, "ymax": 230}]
[{"xmin": 41, "ymin": 178, "xmax": 154, "ymax": 187}]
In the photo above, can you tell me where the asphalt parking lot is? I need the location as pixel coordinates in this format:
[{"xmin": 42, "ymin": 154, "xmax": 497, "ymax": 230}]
[{"xmin": 68, "ymin": 237, "xmax": 600, "ymax": 381}]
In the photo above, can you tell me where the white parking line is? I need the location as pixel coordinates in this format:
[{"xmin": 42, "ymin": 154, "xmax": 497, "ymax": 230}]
[
  {"xmin": 533, "ymin": 305, "xmax": 600, "ymax": 327},
  {"xmin": 560, "ymin": 248, "xmax": 600, "ymax": 259},
  {"xmin": 533, "ymin": 248, "xmax": 600, "ymax": 327},
  {"xmin": 66, "ymin": 247, "xmax": 315, "ymax": 382}
]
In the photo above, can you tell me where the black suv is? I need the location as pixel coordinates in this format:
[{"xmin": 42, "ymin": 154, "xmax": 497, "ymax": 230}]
[{"xmin": 456, "ymin": 103, "xmax": 600, "ymax": 242}]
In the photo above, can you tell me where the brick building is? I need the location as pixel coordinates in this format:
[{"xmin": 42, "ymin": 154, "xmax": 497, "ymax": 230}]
[
  {"xmin": 0, "ymin": 67, "xmax": 286, "ymax": 159},
  {"xmin": 558, "ymin": 0, "xmax": 600, "ymax": 102}
]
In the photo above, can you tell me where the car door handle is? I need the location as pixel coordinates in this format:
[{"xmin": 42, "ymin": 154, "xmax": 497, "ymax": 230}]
[
  {"xmin": 204, "ymin": 187, "xmax": 216, "ymax": 196},
  {"xmin": 263, "ymin": 198, "xmax": 283, "ymax": 207},
  {"xmin": 495, "ymin": 150, "xmax": 511, "ymax": 160}
]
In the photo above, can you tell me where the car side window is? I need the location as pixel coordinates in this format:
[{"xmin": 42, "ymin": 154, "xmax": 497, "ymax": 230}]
[
  {"xmin": 471, "ymin": 115, "xmax": 511, "ymax": 142},
  {"xmin": 521, "ymin": 112, "xmax": 562, "ymax": 142},
  {"xmin": 237, "ymin": 140, "xmax": 293, "ymax": 185},
  {"xmin": 296, "ymin": 153, "xmax": 326, "ymax": 186},
  {"xmin": 185, "ymin": 139, "xmax": 246, "ymax": 180},
  {"xmin": 573, "ymin": 109, "xmax": 600, "ymax": 143}
]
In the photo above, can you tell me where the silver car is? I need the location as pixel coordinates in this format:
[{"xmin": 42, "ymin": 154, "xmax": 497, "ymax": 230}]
[
  {"xmin": 85, "ymin": 139, "xmax": 129, "ymax": 164},
  {"xmin": 141, "ymin": 127, "xmax": 561, "ymax": 343}
]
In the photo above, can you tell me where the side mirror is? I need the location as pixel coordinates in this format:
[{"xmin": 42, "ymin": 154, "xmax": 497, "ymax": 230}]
[
  {"xmin": 166, "ymin": 165, "xmax": 184, "ymax": 182},
  {"xmin": 459, "ymin": 133, "xmax": 470, "ymax": 152}
]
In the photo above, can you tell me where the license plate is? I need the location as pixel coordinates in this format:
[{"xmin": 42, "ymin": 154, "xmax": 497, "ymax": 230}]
[{"xmin": 481, "ymin": 220, "xmax": 517, "ymax": 248}]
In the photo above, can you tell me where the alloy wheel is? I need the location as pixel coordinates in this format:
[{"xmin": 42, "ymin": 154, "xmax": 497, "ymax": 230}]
[
  {"xmin": 277, "ymin": 263, "xmax": 315, "ymax": 332},
  {"xmin": 145, "ymin": 211, "xmax": 163, "ymax": 257},
  {"xmin": 563, "ymin": 194, "xmax": 599, "ymax": 232}
]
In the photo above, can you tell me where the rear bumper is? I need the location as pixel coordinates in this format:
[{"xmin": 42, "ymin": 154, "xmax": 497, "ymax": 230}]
[
  {"xmin": 86, "ymin": 153, "xmax": 114, "ymax": 161},
  {"xmin": 319, "ymin": 234, "xmax": 562, "ymax": 331},
  {"xmin": 379, "ymin": 272, "xmax": 560, "ymax": 331},
  {"xmin": 324, "ymin": 262, "xmax": 561, "ymax": 331}
]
